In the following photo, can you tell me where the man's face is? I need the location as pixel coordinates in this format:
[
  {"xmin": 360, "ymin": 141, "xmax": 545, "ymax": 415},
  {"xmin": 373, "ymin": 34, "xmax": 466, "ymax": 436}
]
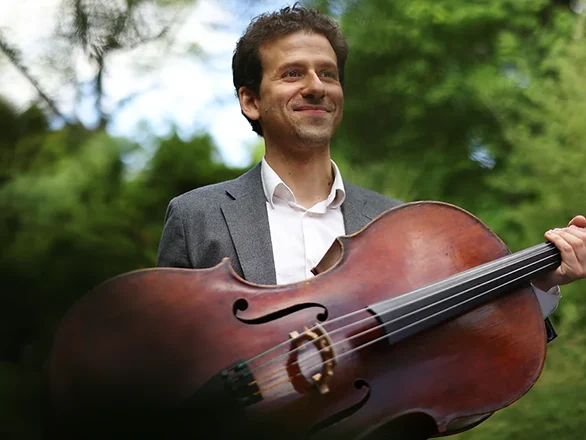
[{"xmin": 245, "ymin": 31, "xmax": 344, "ymax": 148}]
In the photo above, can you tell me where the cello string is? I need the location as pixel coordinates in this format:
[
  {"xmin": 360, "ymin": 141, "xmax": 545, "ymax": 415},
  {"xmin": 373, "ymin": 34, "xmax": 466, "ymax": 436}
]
[
  {"xmin": 295, "ymin": 260, "xmax": 558, "ymax": 381},
  {"xmin": 244, "ymin": 243, "xmax": 557, "ymax": 372},
  {"xmin": 243, "ymin": 247, "xmax": 558, "ymax": 376},
  {"xmin": 248, "ymin": 256, "xmax": 559, "ymax": 391},
  {"xmin": 246, "ymin": 250, "xmax": 558, "ymax": 384},
  {"xmin": 251, "ymin": 259, "xmax": 558, "ymax": 393}
]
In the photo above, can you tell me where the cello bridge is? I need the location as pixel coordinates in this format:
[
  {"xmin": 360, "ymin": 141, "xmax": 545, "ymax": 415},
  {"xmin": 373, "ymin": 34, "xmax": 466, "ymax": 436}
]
[{"xmin": 289, "ymin": 323, "xmax": 336, "ymax": 395}]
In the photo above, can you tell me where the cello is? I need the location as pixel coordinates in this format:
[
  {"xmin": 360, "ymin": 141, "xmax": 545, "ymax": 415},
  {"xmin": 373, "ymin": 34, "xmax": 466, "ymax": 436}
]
[{"xmin": 42, "ymin": 201, "xmax": 559, "ymax": 439}]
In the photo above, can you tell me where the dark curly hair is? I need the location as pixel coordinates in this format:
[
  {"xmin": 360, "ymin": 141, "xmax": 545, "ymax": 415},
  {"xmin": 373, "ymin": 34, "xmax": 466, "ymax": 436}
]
[{"xmin": 232, "ymin": 3, "xmax": 348, "ymax": 136}]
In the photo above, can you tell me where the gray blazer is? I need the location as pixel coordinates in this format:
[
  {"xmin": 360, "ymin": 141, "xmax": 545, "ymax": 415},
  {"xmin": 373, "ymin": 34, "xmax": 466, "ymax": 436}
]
[{"xmin": 156, "ymin": 163, "xmax": 402, "ymax": 285}]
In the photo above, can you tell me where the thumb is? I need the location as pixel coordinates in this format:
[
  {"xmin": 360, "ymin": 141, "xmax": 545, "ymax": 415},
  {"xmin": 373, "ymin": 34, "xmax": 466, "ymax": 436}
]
[{"xmin": 568, "ymin": 215, "xmax": 586, "ymax": 228}]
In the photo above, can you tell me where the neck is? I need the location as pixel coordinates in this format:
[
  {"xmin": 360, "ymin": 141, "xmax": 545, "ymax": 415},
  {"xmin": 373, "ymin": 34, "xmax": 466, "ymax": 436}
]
[{"xmin": 265, "ymin": 143, "xmax": 334, "ymax": 208}]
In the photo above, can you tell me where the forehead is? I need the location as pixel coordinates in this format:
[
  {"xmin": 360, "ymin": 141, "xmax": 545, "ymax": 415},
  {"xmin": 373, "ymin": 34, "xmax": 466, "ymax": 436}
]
[{"xmin": 258, "ymin": 31, "xmax": 337, "ymax": 72}]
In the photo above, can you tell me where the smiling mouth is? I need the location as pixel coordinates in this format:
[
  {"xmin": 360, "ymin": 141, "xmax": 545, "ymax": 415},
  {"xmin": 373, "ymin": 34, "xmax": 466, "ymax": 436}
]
[{"xmin": 295, "ymin": 107, "xmax": 331, "ymax": 114}]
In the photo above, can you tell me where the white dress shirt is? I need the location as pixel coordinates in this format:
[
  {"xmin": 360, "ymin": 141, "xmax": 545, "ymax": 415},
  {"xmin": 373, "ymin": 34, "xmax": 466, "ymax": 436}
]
[
  {"xmin": 261, "ymin": 157, "xmax": 346, "ymax": 285},
  {"xmin": 260, "ymin": 158, "xmax": 561, "ymax": 317}
]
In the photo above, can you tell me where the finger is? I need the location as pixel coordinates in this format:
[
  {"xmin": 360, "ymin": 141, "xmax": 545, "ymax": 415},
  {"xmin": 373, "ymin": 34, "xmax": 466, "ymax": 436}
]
[
  {"xmin": 558, "ymin": 229, "xmax": 586, "ymax": 270},
  {"xmin": 565, "ymin": 225, "xmax": 586, "ymax": 240},
  {"xmin": 555, "ymin": 228, "xmax": 586, "ymax": 252},
  {"xmin": 568, "ymin": 215, "xmax": 586, "ymax": 228},
  {"xmin": 563, "ymin": 227, "xmax": 586, "ymax": 257},
  {"xmin": 545, "ymin": 229, "xmax": 583, "ymax": 277}
]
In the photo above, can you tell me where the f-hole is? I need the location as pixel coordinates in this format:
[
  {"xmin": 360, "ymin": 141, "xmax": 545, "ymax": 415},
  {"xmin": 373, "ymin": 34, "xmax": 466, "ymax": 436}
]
[
  {"xmin": 305, "ymin": 379, "xmax": 371, "ymax": 438},
  {"xmin": 233, "ymin": 298, "xmax": 328, "ymax": 324}
]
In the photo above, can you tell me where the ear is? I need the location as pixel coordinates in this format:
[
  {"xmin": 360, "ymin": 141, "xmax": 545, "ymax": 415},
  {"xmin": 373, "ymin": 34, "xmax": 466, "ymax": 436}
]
[{"xmin": 238, "ymin": 86, "xmax": 261, "ymax": 121}]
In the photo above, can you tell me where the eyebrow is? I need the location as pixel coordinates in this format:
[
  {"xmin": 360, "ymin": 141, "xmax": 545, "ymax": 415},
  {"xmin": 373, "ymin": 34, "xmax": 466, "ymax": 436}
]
[{"xmin": 276, "ymin": 60, "xmax": 338, "ymax": 72}]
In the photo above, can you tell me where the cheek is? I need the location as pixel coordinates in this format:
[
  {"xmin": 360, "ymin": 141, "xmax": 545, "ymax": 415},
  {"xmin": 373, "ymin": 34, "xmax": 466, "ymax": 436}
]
[
  {"xmin": 332, "ymin": 87, "xmax": 344, "ymax": 105},
  {"xmin": 281, "ymin": 85, "xmax": 305, "ymax": 104},
  {"xmin": 262, "ymin": 90, "xmax": 291, "ymax": 109}
]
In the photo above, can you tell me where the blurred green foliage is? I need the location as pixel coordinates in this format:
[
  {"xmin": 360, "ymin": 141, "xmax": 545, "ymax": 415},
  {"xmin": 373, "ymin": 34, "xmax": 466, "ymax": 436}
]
[{"xmin": 1, "ymin": 0, "xmax": 585, "ymax": 438}]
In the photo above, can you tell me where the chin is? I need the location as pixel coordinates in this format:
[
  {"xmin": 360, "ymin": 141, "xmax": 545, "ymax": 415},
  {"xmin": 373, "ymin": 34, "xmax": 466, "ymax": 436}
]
[
  {"xmin": 295, "ymin": 128, "xmax": 334, "ymax": 146},
  {"xmin": 297, "ymin": 135, "xmax": 332, "ymax": 147}
]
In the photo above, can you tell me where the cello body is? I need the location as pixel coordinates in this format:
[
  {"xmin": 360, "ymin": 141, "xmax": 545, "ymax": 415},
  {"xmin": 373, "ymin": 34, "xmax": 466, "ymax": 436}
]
[{"xmin": 43, "ymin": 202, "xmax": 548, "ymax": 439}]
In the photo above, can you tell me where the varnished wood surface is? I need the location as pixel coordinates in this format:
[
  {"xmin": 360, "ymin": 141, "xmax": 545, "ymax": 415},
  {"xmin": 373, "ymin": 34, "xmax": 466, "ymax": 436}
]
[{"xmin": 44, "ymin": 202, "xmax": 547, "ymax": 439}]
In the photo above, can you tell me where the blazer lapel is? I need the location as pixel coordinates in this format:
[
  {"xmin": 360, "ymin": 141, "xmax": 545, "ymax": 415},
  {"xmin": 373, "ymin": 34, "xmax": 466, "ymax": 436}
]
[
  {"xmin": 221, "ymin": 164, "xmax": 277, "ymax": 285},
  {"xmin": 342, "ymin": 183, "xmax": 378, "ymax": 234}
]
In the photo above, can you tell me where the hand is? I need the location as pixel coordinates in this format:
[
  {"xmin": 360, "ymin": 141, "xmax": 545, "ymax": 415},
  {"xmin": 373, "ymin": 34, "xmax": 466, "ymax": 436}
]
[{"xmin": 532, "ymin": 215, "xmax": 586, "ymax": 292}]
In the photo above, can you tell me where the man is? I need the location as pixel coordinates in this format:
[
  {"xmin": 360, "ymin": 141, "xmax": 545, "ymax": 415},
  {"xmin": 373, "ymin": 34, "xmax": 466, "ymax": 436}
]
[
  {"xmin": 156, "ymin": 4, "xmax": 586, "ymax": 438},
  {"xmin": 157, "ymin": 5, "xmax": 402, "ymax": 286}
]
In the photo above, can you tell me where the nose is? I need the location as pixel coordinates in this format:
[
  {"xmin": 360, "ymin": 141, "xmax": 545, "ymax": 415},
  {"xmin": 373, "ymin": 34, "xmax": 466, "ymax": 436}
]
[{"xmin": 301, "ymin": 71, "xmax": 326, "ymax": 99}]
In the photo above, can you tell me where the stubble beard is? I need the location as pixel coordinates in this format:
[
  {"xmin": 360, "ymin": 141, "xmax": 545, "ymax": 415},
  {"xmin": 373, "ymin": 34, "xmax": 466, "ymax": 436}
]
[
  {"xmin": 263, "ymin": 107, "xmax": 340, "ymax": 153},
  {"xmin": 291, "ymin": 106, "xmax": 343, "ymax": 149},
  {"xmin": 293, "ymin": 124, "xmax": 333, "ymax": 147},
  {"xmin": 290, "ymin": 110, "xmax": 339, "ymax": 148}
]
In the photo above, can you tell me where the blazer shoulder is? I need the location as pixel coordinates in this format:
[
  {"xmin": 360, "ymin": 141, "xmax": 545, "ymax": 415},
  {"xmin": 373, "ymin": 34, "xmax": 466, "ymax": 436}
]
[
  {"xmin": 169, "ymin": 163, "xmax": 262, "ymax": 210},
  {"xmin": 345, "ymin": 181, "xmax": 403, "ymax": 209},
  {"xmin": 171, "ymin": 180, "xmax": 235, "ymax": 209}
]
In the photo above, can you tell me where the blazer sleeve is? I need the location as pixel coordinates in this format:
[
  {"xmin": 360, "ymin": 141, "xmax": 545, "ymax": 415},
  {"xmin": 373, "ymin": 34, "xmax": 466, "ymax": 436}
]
[{"xmin": 156, "ymin": 198, "xmax": 192, "ymax": 268}]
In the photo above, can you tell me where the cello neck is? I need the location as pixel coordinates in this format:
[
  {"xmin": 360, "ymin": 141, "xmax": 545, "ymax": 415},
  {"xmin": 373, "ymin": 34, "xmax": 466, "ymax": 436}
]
[{"xmin": 369, "ymin": 242, "xmax": 561, "ymax": 345}]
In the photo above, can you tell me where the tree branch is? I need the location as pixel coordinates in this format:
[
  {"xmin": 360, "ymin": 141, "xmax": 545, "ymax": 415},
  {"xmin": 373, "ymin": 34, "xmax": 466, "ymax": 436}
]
[{"xmin": 0, "ymin": 31, "xmax": 73, "ymax": 125}]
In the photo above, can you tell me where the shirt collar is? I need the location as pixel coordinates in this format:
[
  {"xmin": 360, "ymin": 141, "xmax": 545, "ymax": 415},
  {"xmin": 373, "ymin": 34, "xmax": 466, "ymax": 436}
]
[{"xmin": 261, "ymin": 157, "xmax": 346, "ymax": 210}]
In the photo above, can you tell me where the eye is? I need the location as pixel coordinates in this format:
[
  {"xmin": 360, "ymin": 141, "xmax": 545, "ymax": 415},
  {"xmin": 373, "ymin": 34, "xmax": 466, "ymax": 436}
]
[
  {"xmin": 282, "ymin": 70, "xmax": 302, "ymax": 79},
  {"xmin": 320, "ymin": 70, "xmax": 339, "ymax": 80}
]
